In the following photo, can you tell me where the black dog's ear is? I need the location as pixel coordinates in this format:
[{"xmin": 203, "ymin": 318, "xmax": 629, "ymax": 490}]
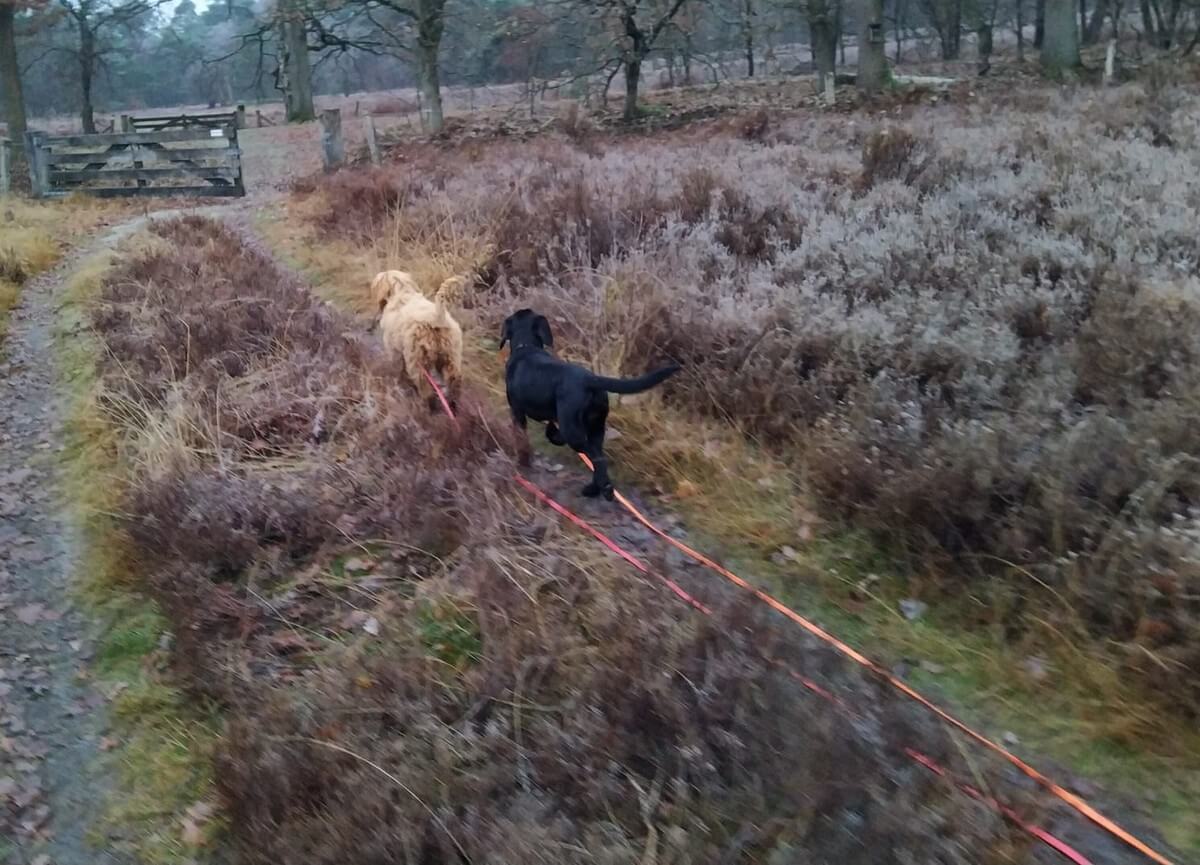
[
  {"xmin": 534, "ymin": 315, "xmax": 554, "ymax": 349},
  {"xmin": 499, "ymin": 317, "xmax": 512, "ymax": 351}
]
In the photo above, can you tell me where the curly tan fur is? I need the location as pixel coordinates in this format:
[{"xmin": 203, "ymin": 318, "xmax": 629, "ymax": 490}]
[{"xmin": 373, "ymin": 270, "xmax": 466, "ymax": 407}]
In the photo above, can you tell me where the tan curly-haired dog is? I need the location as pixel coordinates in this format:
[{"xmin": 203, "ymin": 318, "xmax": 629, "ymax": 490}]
[{"xmin": 372, "ymin": 270, "xmax": 466, "ymax": 410}]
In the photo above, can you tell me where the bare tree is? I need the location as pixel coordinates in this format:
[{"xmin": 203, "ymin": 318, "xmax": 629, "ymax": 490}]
[
  {"xmin": 1, "ymin": 0, "xmax": 31, "ymax": 144},
  {"xmin": 918, "ymin": 0, "xmax": 962, "ymax": 57},
  {"xmin": 583, "ymin": 0, "xmax": 693, "ymax": 121},
  {"xmin": 56, "ymin": 0, "xmax": 164, "ymax": 133}
]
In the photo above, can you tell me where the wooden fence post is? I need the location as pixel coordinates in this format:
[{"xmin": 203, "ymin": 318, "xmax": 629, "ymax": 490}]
[
  {"xmin": 120, "ymin": 114, "xmax": 133, "ymax": 133},
  {"xmin": 0, "ymin": 138, "xmax": 10, "ymax": 196},
  {"xmin": 320, "ymin": 108, "xmax": 344, "ymax": 171},
  {"xmin": 364, "ymin": 112, "xmax": 381, "ymax": 165},
  {"xmin": 1103, "ymin": 39, "xmax": 1117, "ymax": 85},
  {"xmin": 23, "ymin": 131, "xmax": 48, "ymax": 198},
  {"xmin": 824, "ymin": 75, "xmax": 836, "ymax": 107},
  {"xmin": 236, "ymin": 104, "xmax": 247, "ymax": 129}
]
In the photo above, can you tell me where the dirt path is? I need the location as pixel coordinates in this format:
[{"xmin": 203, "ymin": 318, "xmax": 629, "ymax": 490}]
[
  {"xmin": 2, "ymin": 234, "xmax": 120, "ymax": 864},
  {"xmin": 0, "ymin": 216, "xmax": 188, "ymax": 865}
]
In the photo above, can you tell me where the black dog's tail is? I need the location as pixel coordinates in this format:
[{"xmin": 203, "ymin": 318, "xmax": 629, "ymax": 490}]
[{"xmin": 587, "ymin": 364, "xmax": 681, "ymax": 395}]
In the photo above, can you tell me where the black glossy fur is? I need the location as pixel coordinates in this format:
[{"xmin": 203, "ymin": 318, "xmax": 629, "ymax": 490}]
[{"xmin": 501, "ymin": 309, "xmax": 681, "ymax": 499}]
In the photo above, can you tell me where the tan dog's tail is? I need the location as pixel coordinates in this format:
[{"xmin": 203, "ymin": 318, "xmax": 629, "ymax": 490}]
[{"xmin": 433, "ymin": 275, "xmax": 467, "ymax": 322}]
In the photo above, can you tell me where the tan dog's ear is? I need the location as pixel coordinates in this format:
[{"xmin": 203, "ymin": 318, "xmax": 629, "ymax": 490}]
[{"xmin": 369, "ymin": 272, "xmax": 391, "ymax": 313}]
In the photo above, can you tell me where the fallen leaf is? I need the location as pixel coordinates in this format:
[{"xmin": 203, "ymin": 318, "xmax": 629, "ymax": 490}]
[
  {"xmin": 15, "ymin": 604, "xmax": 45, "ymax": 626},
  {"xmin": 181, "ymin": 817, "xmax": 206, "ymax": 847},
  {"xmin": 362, "ymin": 616, "xmax": 381, "ymax": 636},
  {"xmin": 899, "ymin": 599, "xmax": 927, "ymax": 622},
  {"xmin": 99, "ymin": 736, "xmax": 120, "ymax": 752},
  {"xmin": 675, "ymin": 479, "xmax": 700, "ymax": 499}
]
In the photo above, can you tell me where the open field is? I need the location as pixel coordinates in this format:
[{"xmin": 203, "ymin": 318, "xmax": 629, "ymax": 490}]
[{"xmin": 5, "ymin": 47, "xmax": 1200, "ymax": 865}]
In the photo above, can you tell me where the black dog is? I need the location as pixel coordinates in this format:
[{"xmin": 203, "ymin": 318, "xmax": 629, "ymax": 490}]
[{"xmin": 501, "ymin": 309, "xmax": 680, "ymax": 499}]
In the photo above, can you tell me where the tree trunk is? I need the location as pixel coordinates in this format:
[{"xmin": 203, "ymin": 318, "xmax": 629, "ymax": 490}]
[
  {"xmin": 0, "ymin": 3, "xmax": 28, "ymax": 147},
  {"xmin": 977, "ymin": 23, "xmax": 993, "ymax": 73},
  {"xmin": 1163, "ymin": 0, "xmax": 1181, "ymax": 46},
  {"xmin": 1079, "ymin": 0, "xmax": 1087, "ymax": 39},
  {"xmin": 1041, "ymin": 0, "xmax": 1081, "ymax": 74},
  {"xmin": 1084, "ymin": 0, "xmax": 1108, "ymax": 42},
  {"xmin": 416, "ymin": 0, "xmax": 446, "ymax": 132},
  {"xmin": 809, "ymin": 0, "xmax": 837, "ymax": 89},
  {"xmin": 743, "ymin": 0, "xmax": 755, "ymax": 76},
  {"xmin": 893, "ymin": 0, "xmax": 906, "ymax": 62},
  {"xmin": 943, "ymin": 0, "xmax": 963, "ymax": 58},
  {"xmin": 622, "ymin": 58, "xmax": 641, "ymax": 121},
  {"xmin": 1035, "ymin": 0, "xmax": 1046, "ymax": 45},
  {"xmin": 1017, "ymin": 0, "xmax": 1026, "ymax": 60},
  {"xmin": 619, "ymin": 3, "xmax": 646, "ymax": 122},
  {"xmin": 857, "ymin": 0, "xmax": 888, "ymax": 93},
  {"xmin": 835, "ymin": 0, "xmax": 845, "ymax": 64},
  {"xmin": 79, "ymin": 21, "xmax": 97, "ymax": 134},
  {"xmin": 279, "ymin": 18, "xmax": 315, "ymax": 122},
  {"xmin": 1138, "ymin": 0, "xmax": 1154, "ymax": 40}
]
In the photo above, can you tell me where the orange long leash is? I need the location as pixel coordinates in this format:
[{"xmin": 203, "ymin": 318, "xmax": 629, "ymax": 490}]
[
  {"xmin": 574, "ymin": 453, "xmax": 1175, "ymax": 865},
  {"xmin": 517, "ymin": 469, "xmax": 1093, "ymax": 865}
]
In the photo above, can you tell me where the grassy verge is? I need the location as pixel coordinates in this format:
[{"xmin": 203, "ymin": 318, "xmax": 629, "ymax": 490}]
[
  {"xmin": 258, "ymin": 201, "xmax": 1200, "ymax": 856},
  {"xmin": 54, "ymin": 245, "xmax": 223, "ymax": 865},
  {"xmin": 0, "ymin": 196, "xmax": 123, "ymax": 343}
]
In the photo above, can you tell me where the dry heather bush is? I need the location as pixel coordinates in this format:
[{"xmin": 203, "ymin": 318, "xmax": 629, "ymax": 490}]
[
  {"xmin": 857, "ymin": 125, "xmax": 929, "ymax": 190},
  {"xmin": 84, "ymin": 215, "xmax": 1043, "ymax": 863},
  {"xmin": 302, "ymin": 84, "xmax": 1200, "ymax": 712}
]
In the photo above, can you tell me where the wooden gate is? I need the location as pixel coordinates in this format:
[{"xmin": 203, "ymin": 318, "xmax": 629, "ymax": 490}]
[
  {"xmin": 125, "ymin": 108, "xmax": 244, "ymax": 133},
  {"xmin": 24, "ymin": 123, "xmax": 244, "ymax": 199}
]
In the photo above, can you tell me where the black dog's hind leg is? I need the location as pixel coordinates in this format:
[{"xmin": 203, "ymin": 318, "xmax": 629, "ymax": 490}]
[
  {"xmin": 579, "ymin": 427, "xmax": 614, "ymax": 501},
  {"xmin": 510, "ymin": 407, "xmax": 532, "ymax": 468},
  {"xmin": 545, "ymin": 422, "xmax": 565, "ymax": 446}
]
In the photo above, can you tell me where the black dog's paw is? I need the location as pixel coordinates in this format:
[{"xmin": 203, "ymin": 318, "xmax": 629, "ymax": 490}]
[
  {"xmin": 581, "ymin": 482, "xmax": 615, "ymax": 500},
  {"xmin": 545, "ymin": 424, "xmax": 565, "ymax": 446}
]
